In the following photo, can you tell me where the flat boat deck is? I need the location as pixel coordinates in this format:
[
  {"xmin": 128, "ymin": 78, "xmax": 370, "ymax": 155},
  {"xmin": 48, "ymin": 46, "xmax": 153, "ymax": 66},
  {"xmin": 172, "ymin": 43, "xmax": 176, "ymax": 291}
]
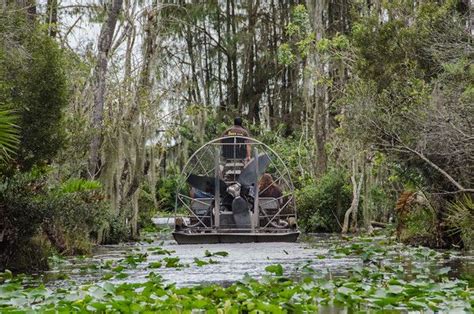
[{"xmin": 173, "ymin": 231, "xmax": 300, "ymax": 244}]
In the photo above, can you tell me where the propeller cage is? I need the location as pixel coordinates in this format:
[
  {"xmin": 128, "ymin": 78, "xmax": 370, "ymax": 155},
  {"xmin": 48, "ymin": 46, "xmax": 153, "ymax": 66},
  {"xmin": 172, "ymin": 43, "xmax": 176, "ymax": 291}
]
[{"xmin": 175, "ymin": 136, "xmax": 298, "ymax": 233}]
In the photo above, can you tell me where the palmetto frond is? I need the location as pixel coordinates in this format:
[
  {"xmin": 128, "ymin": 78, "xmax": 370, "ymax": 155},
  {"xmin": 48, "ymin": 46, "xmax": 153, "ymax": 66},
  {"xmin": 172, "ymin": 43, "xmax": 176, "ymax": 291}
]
[
  {"xmin": 0, "ymin": 108, "xmax": 20, "ymax": 162},
  {"xmin": 446, "ymin": 195, "xmax": 474, "ymax": 249}
]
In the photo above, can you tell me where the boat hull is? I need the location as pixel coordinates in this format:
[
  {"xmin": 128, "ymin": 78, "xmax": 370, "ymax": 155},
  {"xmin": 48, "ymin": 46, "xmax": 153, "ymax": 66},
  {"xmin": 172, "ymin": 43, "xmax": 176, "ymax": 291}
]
[{"xmin": 172, "ymin": 231, "xmax": 300, "ymax": 244}]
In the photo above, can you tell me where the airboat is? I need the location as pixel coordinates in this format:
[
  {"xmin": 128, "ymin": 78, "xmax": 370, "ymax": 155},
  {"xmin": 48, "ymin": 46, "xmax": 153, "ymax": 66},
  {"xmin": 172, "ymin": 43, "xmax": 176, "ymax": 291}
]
[{"xmin": 173, "ymin": 136, "xmax": 299, "ymax": 244}]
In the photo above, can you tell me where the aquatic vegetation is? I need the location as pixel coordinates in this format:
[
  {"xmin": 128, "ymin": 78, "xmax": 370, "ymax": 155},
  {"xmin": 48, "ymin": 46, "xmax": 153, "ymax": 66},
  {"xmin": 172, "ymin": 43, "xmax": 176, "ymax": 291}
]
[
  {"xmin": 0, "ymin": 239, "xmax": 472, "ymax": 313},
  {"xmin": 163, "ymin": 257, "xmax": 187, "ymax": 268},
  {"xmin": 121, "ymin": 253, "xmax": 148, "ymax": 268},
  {"xmin": 265, "ymin": 264, "xmax": 284, "ymax": 276},
  {"xmin": 204, "ymin": 250, "xmax": 229, "ymax": 257},
  {"xmin": 194, "ymin": 258, "xmax": 219, "ymax": 267},
  {"xmin": 147, "ymin": 246, "xmax": 175, "ymax": 255},
  {"xmin": 0, "ymin": 264, "xmax": 471, "ymax": 312}
]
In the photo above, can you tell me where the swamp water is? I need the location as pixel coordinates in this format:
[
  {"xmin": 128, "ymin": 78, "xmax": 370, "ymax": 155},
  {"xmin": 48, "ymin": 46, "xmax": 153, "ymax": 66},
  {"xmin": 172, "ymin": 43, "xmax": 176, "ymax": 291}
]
[
  {"xmin": 0, "ymin": 233, "xmax": 473, "ymax": 313},
  {"xmin": 43, "ymin": 235, "xmax": 362, "ymax": 287}
]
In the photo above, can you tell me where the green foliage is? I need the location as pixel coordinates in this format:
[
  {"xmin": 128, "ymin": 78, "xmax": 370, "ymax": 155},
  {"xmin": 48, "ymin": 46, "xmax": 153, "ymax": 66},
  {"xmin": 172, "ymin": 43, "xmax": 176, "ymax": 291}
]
[
  {"xmin": 44, "ymin": 190, "xmax": 110, "ymax": 253},
  {"xmin": 0, "ymin": 170, "xmax": 111, "ymax": 271},
  {"xmin": 263, "ymin": 131, "xmax": 315, "ymax": 189},
  {"xmin": 0, "ymin": 238, "xmax": 472, "ymax": 312},
  {"xmin": 0, "ymin": 171, "xmax": 49, "ymax": 272},
  {"xmin": 194, "ymin": 258, "xmax": 219, "ymax": 266},
  {"xmin": 17, "ymin": 33, "xmax": 67, "ymax": 169},
  {"xmin": 334, "ymin": 2, "xmax": 472, "ymax": 246},
  {"xmin": 279, "ymin": 4, "xmax": 352, "ymax": 65},
  {"xmin": 104, "ymin": 215, "xmax": 130, "ymax": 245},
  {"xmin": 147, "ymin": 247, "xmax": 174, "ymax": 255},
  {"xmin": 0, "ymin": 10, "xmax": 68, "ymax": 171},
  {"xmin": 297, "ymin": 169, "xmax": 351, "ymax": 232},
  {"xmin": 204, "ymin": 250, "xmax": 229, "ymax": 258},
  {"xmin": 277, "ymin": 43, "xmax": 296, "ymax": 66},
  {"xmin": 0, "ymin": 108, "xmax": 19, "ymax": 162},
  {"xmin": 122, "ymin": 253, "xmax": 148, "ymax": 268},
  {"xmin": 138, "ymin": 184, "xmax": 158, "ymax": 231},
  {"xmin": 57, "ymin": 178, "xmax": 102, "ymax": 194},
  {"xmin": 204, "ymin": 115, "xmax": 229, "ymax": 140},
  {"xmin": 163, "ymin": 256, "xmax": 185, "ymax": 268},
  {"xmin": 264, "ymin": 264, "xmax": 283, "ymax": 276},
  {"xmin": 288, "ymin": 5, "xmax": 310, "ymax": 36},
  {"xmin": 402, "ymin": 204, "xmax": 438, "ymax": 246},
  {"xmin": 156, "ymin": 174, "xmax": 184, "ymax": 212},
  {"xmin": 446, "ymin": 195, "xmax": 474, "ymax": 250},
  {"xmin": 367, "ymin": 185, "xmax": 393, "ymax": 222}
]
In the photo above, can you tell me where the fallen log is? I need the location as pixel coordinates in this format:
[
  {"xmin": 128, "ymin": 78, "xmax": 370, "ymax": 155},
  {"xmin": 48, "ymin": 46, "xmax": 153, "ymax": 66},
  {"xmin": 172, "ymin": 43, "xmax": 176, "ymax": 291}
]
[{"xmin": 371, "ymin": 221, "xmax": 388, "ymax": 228}]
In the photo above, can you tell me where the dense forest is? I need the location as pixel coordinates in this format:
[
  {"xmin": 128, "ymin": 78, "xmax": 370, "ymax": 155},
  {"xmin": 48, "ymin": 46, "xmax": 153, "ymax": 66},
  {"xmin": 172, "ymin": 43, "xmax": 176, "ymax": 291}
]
[{"xmin": 1, "ymin": 0, "xmax": 473, "ymax": 274}]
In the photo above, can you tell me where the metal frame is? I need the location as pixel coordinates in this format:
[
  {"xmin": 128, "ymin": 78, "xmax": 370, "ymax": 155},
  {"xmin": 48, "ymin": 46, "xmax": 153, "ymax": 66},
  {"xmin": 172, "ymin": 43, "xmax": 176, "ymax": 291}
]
[{"xmin": 174, "ymin": 136, "xmax": 298, "ymax": 234}]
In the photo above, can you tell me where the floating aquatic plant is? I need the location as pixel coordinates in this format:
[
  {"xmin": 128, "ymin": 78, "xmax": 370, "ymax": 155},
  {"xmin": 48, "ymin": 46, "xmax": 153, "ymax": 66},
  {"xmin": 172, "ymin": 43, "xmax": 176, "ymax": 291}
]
[
  {"xmin": 0, "ymin": 239, "xmax": 472, "ymax": 312},
  {"xmin": 204, "ymin": 250, "xmax": 229, "ymax": 258}
]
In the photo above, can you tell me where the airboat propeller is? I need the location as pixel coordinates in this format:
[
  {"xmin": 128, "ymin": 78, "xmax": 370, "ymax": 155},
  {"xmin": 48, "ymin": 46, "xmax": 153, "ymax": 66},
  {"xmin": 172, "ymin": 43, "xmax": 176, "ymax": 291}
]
[
  {"xmin": 186, "ymin": 154, "xmax": 271, "ymax": 227},
  {"xmin": 187, "ymin": 174, "xmax": 228, "ymax": 195}
]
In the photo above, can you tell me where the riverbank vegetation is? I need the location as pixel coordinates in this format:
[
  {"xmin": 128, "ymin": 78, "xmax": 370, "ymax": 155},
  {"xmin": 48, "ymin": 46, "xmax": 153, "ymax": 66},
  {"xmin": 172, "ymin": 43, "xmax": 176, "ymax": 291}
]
[{"xmin": 1, "ymin": 0, "xmax": 473, "ymax": 273}]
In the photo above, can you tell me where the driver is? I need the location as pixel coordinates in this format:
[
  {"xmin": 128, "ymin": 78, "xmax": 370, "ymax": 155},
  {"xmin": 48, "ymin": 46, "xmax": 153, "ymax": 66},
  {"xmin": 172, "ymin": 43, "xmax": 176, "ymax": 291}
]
[{"xmin": 221, "ymin": 117, "xmax": 251, "ymax": 163}]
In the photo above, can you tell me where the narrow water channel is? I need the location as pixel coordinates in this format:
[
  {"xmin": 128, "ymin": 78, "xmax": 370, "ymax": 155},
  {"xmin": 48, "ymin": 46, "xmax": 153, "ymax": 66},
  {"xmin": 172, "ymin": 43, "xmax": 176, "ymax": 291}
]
[
  {"xmin": 40, "ymin": 232, "xmax": 473, "ymax": 288},
  {"xmin": 40, "ymin": 235, "xmax": 355, "ymax": 287},
  {"xmin": 2, "ymin": 232, "xmax": 473, "ymax": 312}
]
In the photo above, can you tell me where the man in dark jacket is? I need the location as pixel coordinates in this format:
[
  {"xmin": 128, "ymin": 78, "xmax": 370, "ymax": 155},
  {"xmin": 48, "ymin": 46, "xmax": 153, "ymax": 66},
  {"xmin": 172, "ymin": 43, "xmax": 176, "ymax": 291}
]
[
  {"xmin": 221, "ymin": 117, "xmax": 251, "ymax": 162},
  {"xmin": 222, "ymin": 117, "xmax": 250, "ymax": 137}
]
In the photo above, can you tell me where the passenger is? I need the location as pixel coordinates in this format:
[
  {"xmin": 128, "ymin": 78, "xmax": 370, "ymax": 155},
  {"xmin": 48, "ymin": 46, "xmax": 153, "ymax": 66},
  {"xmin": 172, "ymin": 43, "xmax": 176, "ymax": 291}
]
[
  {"xmin": 221, "ymin": 117, "xmax": 251, "ymax": 163},
  {"xmin": 258, "ymin": 173, "xmax": 283, "ymax": 200},
  {"xmin": 257, "ymin": 173, "xmax": 290, "ymax": 228}
]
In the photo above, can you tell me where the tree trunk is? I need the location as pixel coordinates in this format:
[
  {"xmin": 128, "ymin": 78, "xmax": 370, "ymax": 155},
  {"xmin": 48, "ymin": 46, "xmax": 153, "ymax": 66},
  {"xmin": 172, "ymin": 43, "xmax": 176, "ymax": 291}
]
[
  {"xmin": 230, "ymin": 0, "xmax": 239, "ymax": 110},
  {"xmin": 46, "ymin": 0, "xmax": 58, "ymax": 37},
  {"xmin": 216, "ymin": 3, "xmax": 224, "ymax": 109},
  {"xmin": 342, "ymin": 159, "xmax": 364, "ymax": 234},
  {"xmin": 242, "ymin": 0, "xmax": 258, "ymax": 122},
  {"xmin": 362, "ymin": 162, "xmax": 374, "ymax": 233},
  {"xmin": 469, "ymin": 0, "xmax": 474, "ymax": 36},
  {"xmin": 307, "ymin": 0, "xmax": 328, "ymax": 176},
  {"xmin": 88, "ymin": 0, "xmax": 124, "ymax": 179},
  {"xmin": 125, "ymin": 2, "xmax": 160, "ymax": 238},
  {"xmin": 185, "ymin": 24, "xmax": 201, "ymax": 104}
]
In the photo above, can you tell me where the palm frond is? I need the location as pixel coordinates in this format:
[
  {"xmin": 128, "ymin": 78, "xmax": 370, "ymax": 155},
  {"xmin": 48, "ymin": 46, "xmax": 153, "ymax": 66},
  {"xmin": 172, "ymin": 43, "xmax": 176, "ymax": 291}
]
[
  {"xmin": 446, "ymin": 195, "xmax": 474, "ymax": 249},
  {"xmin": 0, "ymin": 108, "xmax": 20, "ymax": 162}
]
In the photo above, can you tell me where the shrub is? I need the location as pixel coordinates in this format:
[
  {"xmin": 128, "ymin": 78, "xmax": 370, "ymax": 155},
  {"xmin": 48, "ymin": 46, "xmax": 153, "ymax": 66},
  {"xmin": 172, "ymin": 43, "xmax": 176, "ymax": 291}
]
[
  {"xmin": 58, "ymin": 178, "xmax": 102, "ymax": 193},
  {"xmin": 0, "ymin": 171, "xmax": 49, "ymax": 272},
  {"xmin": 296, "ymin": 169, "xmax": 351, "ymax": 233},
  {"xmin": 103, "ymin": 215, "xmax": 130, "ymax": 244},
  {"xmin": 264, "ymin": 131, "xmax": 315, "ymax": 189},
  {"xmin": 401, "ymin": 204, "xmax": 438, "ymax": 247},
  {"xmin": 45, "ymin": 186, "xmax": 110, "ymax": 253},
  {"xmin": 0, "ymin": 171, "xmax": 111, "ymax": 271},
  {"xmin": 156, "ymin": 174, "xmax": 185, "ymax": 212},
  {"xmin": 138, "ymin": 184, "xmax": 158, "ymax": 231},
  {"xmin": 446, "ymin": 195, "xmax": 474, "ymax": 250}
]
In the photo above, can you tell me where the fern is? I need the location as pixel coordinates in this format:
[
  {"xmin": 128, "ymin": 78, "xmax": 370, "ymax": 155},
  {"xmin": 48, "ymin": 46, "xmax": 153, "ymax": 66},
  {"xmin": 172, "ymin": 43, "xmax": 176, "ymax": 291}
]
[{"xmin": 59, "ymin": 178, "xmax": 102, "ymax": 194}]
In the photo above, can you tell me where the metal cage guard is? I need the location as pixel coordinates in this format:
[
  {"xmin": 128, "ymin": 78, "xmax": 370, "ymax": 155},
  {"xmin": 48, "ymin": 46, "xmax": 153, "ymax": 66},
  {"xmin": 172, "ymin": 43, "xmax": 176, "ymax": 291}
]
[{"xmin": 174, "ymin": 136, "xmax": 298, "ymax": 236}]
